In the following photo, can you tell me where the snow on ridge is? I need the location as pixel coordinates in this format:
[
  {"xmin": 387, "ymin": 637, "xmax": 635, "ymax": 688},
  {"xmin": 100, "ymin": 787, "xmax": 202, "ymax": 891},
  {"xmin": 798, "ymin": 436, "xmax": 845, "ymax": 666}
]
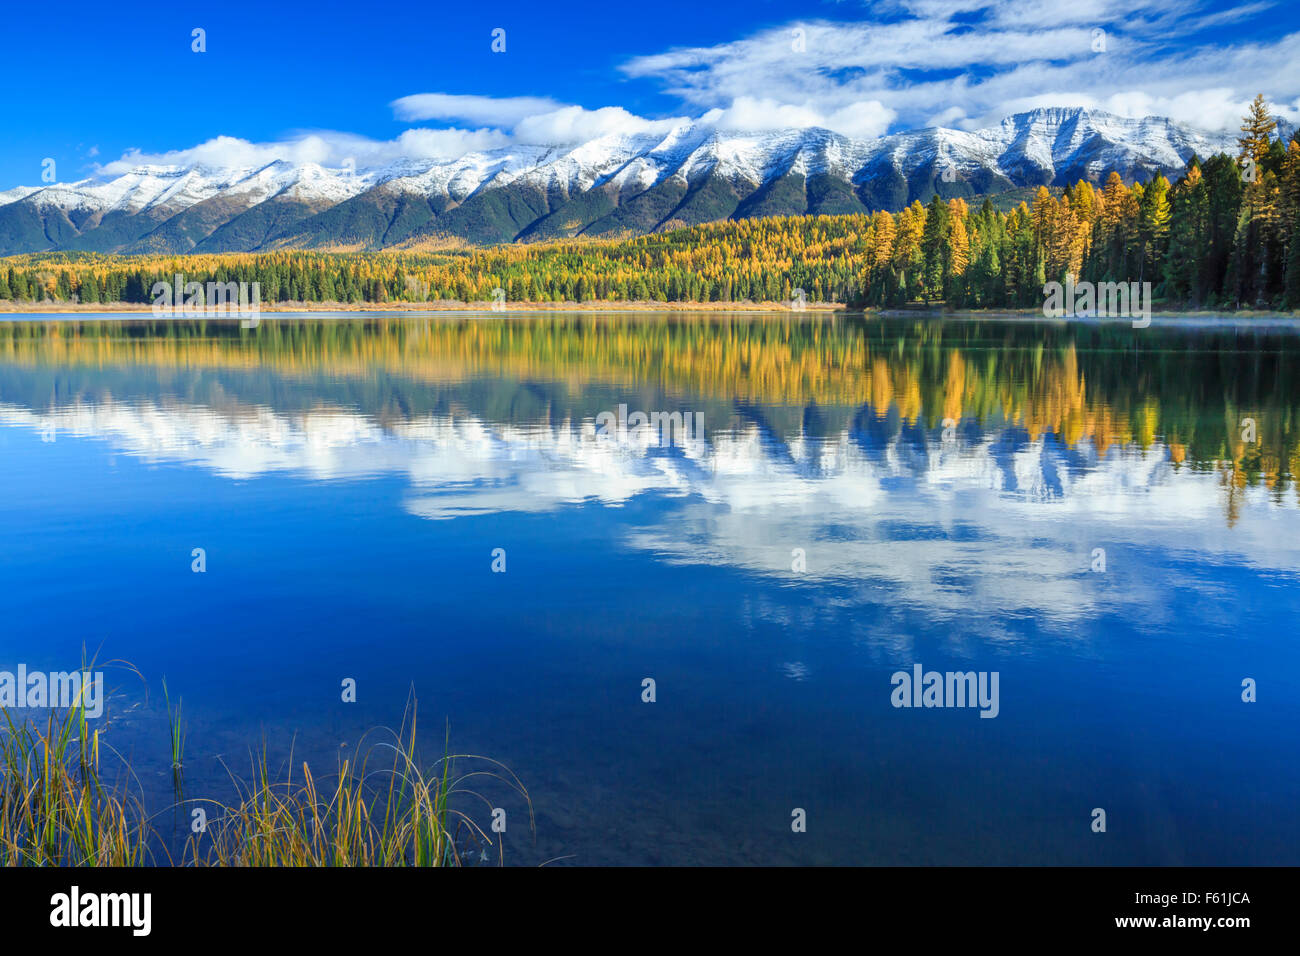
[
  {"xmin": 1, "ymin": 107, "xmax": 1248, "ymax": 221},
  {"xmin": 0, "ymin": 185, "xmax": 40, "ymax": 208}
]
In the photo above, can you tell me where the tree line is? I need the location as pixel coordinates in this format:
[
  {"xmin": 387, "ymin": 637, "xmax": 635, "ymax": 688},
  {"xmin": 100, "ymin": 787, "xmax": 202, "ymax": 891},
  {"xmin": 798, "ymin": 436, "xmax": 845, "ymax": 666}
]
[{"xmin": 1, "ymin": 97, "xmax": 1296, "ymax": 311}]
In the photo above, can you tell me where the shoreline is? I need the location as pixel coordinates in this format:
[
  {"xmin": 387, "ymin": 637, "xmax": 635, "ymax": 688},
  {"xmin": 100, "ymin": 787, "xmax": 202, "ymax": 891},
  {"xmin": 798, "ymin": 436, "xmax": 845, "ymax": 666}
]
[
  {"xmin": 0, "ymin": 300, "xmax": 1296, "ymax": 321},
  {"xmin": 0, "ymin": 299, "xmax": 844, "ymax": 315}
]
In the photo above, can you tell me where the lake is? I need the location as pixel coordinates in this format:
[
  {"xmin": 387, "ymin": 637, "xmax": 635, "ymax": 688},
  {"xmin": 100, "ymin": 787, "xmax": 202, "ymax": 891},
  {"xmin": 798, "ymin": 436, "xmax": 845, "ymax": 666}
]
[{"xmin": 0, "ymin": 311, "xmax": 1296, "ymax": 865}]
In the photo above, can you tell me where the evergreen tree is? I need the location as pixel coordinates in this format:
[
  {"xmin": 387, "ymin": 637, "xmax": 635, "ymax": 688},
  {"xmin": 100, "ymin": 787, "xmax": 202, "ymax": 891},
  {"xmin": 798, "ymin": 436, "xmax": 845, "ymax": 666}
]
[
  {"xmin": 920, "ymin": 194, "xmax": 951, "ymax": 300},
  {"xmin": 1137, "ymin": 176, "xmax": 1172, "ymax": 286},
  {"xmin": 1237, "ymin": 94, "xmax": 1277, "ymax": 167},
  {"xmin": 1165, "ymin": 165, "xmax": 1209, "ymax": 303},
  {"xmin": 1202, "ymin": 154, "xmax": 1244, "ymax": 301}
]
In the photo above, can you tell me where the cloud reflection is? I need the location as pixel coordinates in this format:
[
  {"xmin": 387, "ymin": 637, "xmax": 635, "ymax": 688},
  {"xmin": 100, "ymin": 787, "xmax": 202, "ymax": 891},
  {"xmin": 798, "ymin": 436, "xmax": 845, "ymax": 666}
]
[{"xmin": 3, "ymin": 396, "xmax": 1297, "ymax": 626}]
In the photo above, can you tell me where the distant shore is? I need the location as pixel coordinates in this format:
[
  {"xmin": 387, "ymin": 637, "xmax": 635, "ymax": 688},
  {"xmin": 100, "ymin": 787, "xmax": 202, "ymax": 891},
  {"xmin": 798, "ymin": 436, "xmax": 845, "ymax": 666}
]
[
  {"xmin": 0, "ymin": 299, "xmax": 844, "ymax": 314},
  {"xmin": 0, "ymin": 300, "xmax": 1295, "ymax": 320}
]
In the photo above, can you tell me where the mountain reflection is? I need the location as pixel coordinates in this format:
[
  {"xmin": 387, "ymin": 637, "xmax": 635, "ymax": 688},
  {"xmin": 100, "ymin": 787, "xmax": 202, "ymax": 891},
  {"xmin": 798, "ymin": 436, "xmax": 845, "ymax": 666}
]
[{"xmin": 1, "ymin": 313, "xmax": 1297, "ymax": 550}]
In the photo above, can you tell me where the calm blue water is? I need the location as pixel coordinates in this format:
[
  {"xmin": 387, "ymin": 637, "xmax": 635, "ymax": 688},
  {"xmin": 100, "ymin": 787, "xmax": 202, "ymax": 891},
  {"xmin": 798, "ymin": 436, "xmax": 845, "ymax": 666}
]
[{"xmin": 0, "ymin": 312, "xmax": 1296, "ymax": 865}]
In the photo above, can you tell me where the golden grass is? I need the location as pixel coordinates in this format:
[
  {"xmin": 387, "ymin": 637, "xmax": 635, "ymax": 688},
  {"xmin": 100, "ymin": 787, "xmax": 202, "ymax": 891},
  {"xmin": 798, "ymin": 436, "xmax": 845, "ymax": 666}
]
[
  {"xmin": 0, "ymin": 689, "xmax": 530, "ymax": 867},
  {"xmin": 193, "ymin": 708, "xmax": 531, "ymax": 867},
  {"xmin": 0, "ymin": 689, "xmax": 149, "ymax": 865}
]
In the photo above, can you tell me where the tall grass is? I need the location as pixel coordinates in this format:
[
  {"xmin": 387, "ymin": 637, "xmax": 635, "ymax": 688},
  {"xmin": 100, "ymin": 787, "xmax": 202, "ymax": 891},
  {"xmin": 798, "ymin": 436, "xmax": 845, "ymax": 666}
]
[
  {"xmin": 161, "ymin": 677, "xmax": 185, "ymax": 798},
  {"xmin": 193, "ymin": 703, "xmax": 532, "ymax": 866},
  {"xmin": 0, "ymin": 686, "xmax": 530, "ymax": 867},
  {"xmin": 0, "ymin": 689, "xmax": 150, "ymax": 865}
]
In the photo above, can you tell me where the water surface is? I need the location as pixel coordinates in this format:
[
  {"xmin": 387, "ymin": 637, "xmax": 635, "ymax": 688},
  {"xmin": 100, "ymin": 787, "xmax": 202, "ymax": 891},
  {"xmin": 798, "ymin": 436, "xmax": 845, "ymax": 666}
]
[{"xmin": 0, "ymin": 312, "xmax": 1296, "ymax": 865}]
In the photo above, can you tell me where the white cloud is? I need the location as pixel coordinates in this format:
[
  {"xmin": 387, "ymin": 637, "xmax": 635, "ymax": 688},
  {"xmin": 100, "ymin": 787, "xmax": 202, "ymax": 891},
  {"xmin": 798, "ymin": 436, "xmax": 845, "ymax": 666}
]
[
  {"xmin": 386, "ymin": 127, "xmax": 512, "ymax": 160},
  {"xmin": 92, "ymin": 91, "xmax": 694, "ymax": 180},
  {"xmin": 701, "ymin": 97, "xmax": 897, "ymax": 138},
  {"xmin": 512, "ymin": 105, "xmax": 686, "ymax": 143},
  {"xmin": 391, "ymin": 93, "xmax": 565, "ymax": 126},
  {"xmin": 621, "ymin": 2, "xmax": 1300, "ymax": 133},
  {"xmin": 97, "ymin": 127, "xmax": 511, "ymax": 176},
  {"xmin": 393, "ymin": 92, "xmax": 688, "ymax": 144}
]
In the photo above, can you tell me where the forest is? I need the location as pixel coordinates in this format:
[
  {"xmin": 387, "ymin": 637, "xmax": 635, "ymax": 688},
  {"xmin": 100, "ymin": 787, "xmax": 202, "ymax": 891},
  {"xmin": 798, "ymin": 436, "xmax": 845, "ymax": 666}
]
[{"xmin": 2, "ymin": 97, "xmax": 1297, "ymax": 312}]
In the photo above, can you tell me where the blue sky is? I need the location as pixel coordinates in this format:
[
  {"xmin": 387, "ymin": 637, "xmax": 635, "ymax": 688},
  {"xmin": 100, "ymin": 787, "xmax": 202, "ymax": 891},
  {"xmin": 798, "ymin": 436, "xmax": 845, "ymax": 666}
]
[{"xmin": 3, "ymin": 0, "xmax": 1298, "ymax": 187}]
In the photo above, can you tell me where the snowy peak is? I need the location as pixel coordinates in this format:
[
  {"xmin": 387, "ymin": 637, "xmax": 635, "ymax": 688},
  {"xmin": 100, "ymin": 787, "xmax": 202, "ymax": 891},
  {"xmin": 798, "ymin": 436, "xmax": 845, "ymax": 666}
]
[
  {"xmin": 0, "ymin": 107, "xmax": 1256, "ymax": 254},
  {"xmin": 983, "ymin": 107, "xmax": 1232, "ymax": 179}
]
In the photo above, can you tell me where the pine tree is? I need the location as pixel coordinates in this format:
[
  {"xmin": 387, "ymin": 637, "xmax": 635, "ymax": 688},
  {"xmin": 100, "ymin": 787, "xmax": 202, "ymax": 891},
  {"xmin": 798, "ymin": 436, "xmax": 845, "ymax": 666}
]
[
  {"xmin": 920, "ymin": 194, "xmax": 950, "ymax": 300},
  {"xmin": 1138, "ymin": 176, "xmax": 1172, "ymax": 285},
  {"xmin": 949, "ymin": 214, "xmax": 970, "ymax": 279},
  {"xmin": 1202, "ymin": 154, "xmax": 1244, "ymax": 302},
  {"xmin": 1284, "ymin": 211, "xmax": 1300, "ymax": 308},
  {"xmin": 1099, "ymin": 172, "xmax": 1135, "ymax": 279},
  {"xmin": 1165, "ymin": 165, "xmax": 1209, "ymax": 303},
  {"xmin": 1237, "ymin": 94, "xmax": 1277, "ymax": 167}
]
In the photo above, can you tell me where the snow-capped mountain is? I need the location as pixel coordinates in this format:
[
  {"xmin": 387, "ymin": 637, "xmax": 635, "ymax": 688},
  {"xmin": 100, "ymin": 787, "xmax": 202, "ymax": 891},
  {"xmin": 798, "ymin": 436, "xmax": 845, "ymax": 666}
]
[{"xmin": 0, "ymin": 107, "xmax": 1252, "ymax": 254}]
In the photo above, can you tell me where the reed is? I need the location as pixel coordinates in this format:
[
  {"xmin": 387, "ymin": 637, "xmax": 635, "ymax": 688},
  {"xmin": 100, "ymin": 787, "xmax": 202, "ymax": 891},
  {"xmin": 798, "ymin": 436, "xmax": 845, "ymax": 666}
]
[
  {"xmin": 161, "ymin": 677, "xmax": 185, "ymax": 799},
  {"xmin": 0, "ymin": 687, "xmax": 529, "ymax": 867},
  {"xmin": 194, "ymin": 703, "xmax": 531, "ymax": 866},
  {"xmin": 0, "ymin": 692, "xmax": 150, "ymax": 866}
]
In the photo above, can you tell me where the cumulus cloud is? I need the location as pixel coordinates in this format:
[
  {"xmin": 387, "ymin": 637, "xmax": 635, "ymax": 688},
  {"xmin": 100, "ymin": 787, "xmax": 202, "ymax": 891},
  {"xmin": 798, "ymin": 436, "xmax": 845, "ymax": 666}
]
[
  {"xmin": 512, "ymin": 105, "xmax": 685, "ymax": 143},
  {"xmin": 621, "ymin": 1, "xmax": 1300, "ymax": 133},
  {"xmin": 96, "ymin": 127, "xmax": 510, "ymax": 176},
  {"xmin": 701, "ymin": 97, "xmax": 896, "ymax": 138},
  {"xmin": 393, "ymin": 93, "xmax": 687, "ymax": 144},
  {"xmin": 391, "ymin": 93, "xmax": 565, "ymax": 126},
  {"xmin": 92, "ymin": 92, "xmax": 692, "ymax": 179}
]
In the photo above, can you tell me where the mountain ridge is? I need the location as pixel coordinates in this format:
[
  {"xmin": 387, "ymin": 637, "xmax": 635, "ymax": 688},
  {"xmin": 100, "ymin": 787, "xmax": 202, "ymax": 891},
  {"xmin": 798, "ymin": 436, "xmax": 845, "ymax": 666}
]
[{"xmin": 0, "ymin": 107, "xmax": 1273, "ymax": 255}]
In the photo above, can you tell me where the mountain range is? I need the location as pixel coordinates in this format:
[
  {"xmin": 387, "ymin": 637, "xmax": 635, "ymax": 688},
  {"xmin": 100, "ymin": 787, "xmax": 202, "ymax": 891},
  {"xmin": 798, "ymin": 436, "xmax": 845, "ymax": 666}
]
[{"xmin": 0, "ymin": 107, "xmax": 1262, "ymax": 255}]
